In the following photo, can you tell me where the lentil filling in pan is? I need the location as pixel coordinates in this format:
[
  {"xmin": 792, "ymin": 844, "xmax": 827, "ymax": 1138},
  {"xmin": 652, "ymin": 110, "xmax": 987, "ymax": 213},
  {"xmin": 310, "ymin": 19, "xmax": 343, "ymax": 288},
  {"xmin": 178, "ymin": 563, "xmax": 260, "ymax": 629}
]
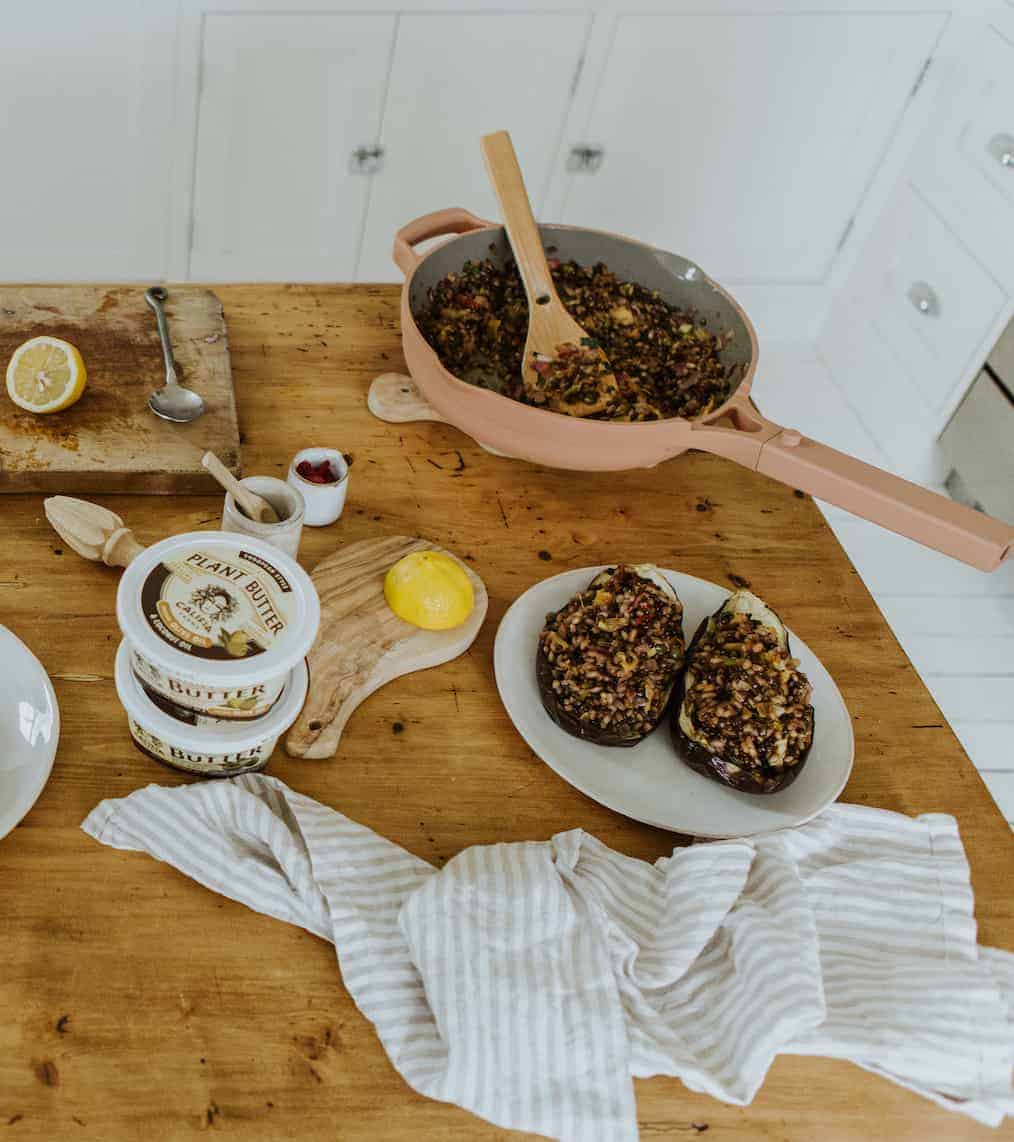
[{"xmin": 416, "ymin": 255, "xmax": 736, "ymax": 421}]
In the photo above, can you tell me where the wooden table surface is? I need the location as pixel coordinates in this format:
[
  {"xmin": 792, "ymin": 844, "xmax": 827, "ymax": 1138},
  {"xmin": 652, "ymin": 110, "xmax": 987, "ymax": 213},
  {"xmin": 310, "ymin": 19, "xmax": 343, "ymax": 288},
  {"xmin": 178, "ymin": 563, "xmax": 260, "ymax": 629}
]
[{"xmin": 1, "ymin": 285, "xmax": 1010, "ymax": 1141}]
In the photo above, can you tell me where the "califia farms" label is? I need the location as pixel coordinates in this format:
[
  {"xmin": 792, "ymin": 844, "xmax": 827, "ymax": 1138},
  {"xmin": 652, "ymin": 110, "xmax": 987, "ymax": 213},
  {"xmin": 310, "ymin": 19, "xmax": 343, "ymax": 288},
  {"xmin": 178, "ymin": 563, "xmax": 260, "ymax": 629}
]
[{"xmin": 140, "ymin": 548, "xmax": 294, "ymax": 662}]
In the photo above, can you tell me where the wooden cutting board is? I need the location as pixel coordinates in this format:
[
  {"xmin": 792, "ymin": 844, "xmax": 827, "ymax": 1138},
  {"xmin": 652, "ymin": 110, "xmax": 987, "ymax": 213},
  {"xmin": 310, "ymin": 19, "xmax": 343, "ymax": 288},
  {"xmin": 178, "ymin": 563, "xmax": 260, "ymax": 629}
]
[
  {"xmin": 286, "ymin": 536, "xmax": 488, "ymax": 759},
  {"xmin": 0, "ymin": 285, "xmax": 240, "ymax": 493}
]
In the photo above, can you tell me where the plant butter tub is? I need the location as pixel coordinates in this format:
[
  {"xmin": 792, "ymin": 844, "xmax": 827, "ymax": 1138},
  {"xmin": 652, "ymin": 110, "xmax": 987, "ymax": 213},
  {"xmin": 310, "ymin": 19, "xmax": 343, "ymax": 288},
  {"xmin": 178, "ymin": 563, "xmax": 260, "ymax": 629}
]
[
  {"xmin": 116, "ymin": 531, "xmax": 319, "ymax": 723},
  {"xmin": 114, "ymin": 640, "xmax": 308, "ymax": 776}
]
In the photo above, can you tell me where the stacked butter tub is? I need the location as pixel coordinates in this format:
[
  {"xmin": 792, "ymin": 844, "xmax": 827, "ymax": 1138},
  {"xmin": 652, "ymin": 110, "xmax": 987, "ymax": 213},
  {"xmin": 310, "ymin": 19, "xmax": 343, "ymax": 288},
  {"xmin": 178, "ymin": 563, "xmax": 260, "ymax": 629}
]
[{"xmin": 114, "ymin": 532, "xmax": 320, "ymax": 776}]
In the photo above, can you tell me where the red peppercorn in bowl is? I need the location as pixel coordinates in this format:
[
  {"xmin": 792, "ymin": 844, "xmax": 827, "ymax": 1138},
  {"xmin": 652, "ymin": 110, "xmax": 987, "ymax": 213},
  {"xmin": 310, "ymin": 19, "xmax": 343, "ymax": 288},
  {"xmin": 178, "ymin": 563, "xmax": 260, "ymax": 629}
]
[{"xmin": 287, "ymin": 447, "xmax": 349, "ymax": 526}]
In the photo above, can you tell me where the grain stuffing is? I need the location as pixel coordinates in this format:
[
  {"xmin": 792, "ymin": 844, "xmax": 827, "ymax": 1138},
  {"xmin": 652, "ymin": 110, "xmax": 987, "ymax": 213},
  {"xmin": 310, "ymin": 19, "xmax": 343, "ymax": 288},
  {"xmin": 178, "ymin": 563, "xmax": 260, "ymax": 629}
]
[
  {"xmin": 537, "ymin": 565, "xmax": 685, "ymax": 746},
  {"xmin": 417, "ymin": 256, "xmax": 736, "ymax": 420}
]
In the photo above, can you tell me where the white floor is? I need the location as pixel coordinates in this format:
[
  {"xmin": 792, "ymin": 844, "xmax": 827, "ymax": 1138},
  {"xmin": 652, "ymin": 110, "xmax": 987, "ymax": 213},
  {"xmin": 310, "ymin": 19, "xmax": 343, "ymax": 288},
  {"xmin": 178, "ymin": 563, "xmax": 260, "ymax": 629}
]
[{"xmin": 754, "ymin": 346, "xmax": 1014, "ymax": 827}]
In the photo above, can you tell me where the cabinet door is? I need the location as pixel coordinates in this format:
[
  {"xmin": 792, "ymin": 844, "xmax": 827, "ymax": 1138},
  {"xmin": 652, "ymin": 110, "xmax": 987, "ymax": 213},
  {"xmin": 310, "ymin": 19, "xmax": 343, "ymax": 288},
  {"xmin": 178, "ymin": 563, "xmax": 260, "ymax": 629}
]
[
  {"xmin": 562, "ymin": 11, "xmax": 943, "ymax": 286},
  {"xmin": 0, "ymin": 2, "xmax": 175, "ymax": 280},
  {"xmin": 189, "ymin": 13, "xmax": 394, "ymax": 281},
  {"xmin": 356, "ymin": 12, "xmax": 588, "ymax": 282}
]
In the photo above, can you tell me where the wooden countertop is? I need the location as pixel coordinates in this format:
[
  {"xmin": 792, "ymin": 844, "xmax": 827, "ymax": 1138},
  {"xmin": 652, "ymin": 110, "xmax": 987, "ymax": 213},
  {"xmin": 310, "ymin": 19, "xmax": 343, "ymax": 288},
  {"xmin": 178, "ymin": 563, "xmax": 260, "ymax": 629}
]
[{"xmin": 1, "ymin": 285, "xmax": 1010, "ymax": 1141}]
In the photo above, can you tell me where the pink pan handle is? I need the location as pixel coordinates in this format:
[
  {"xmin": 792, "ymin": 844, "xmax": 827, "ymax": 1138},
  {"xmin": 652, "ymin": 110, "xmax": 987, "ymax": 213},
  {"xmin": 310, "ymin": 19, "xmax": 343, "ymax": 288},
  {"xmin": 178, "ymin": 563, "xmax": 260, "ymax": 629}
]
[
  {"xmin": 393, "ymin": 208, "xmax": 494, "ymax": 277},
  {"xmin": 693, "ymin": 397, "xmax": 1012, "ymax": 571}
]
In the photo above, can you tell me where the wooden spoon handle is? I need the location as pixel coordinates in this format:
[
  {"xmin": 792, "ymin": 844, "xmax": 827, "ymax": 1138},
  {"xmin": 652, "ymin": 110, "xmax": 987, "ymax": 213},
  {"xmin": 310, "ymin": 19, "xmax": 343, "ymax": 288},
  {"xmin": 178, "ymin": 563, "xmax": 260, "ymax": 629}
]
[
  {"xmin": 481, "ymin": 131, "xmax": 557, "ymax": 306},
  {"xmin": 202, "ymin": 451, "xmax": 272, "ymax": 522}
]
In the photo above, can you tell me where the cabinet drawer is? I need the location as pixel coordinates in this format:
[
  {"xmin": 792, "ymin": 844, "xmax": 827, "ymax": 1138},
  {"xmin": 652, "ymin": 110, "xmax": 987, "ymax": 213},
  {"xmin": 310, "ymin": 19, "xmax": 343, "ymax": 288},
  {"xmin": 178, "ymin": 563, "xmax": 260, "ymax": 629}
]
[
  {"xmin": 952, "ymin": 27, "xmax": 1014, "ymax": 212},
  {"xmin": 868, "ymin": 185, "xmax": 1006, "ymax": 413}
]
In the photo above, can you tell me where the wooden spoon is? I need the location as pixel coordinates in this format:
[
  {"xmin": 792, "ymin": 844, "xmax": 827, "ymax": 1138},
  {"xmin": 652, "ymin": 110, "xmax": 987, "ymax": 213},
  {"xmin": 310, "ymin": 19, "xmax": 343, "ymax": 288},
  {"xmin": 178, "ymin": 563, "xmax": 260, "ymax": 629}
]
[
  {"xmin": 480, "ymin": 130, "xmax": 618, "ymax": 417},
  {"xmin": 201, "ymin": 451, "xmax": 280, "ymax": 523}
]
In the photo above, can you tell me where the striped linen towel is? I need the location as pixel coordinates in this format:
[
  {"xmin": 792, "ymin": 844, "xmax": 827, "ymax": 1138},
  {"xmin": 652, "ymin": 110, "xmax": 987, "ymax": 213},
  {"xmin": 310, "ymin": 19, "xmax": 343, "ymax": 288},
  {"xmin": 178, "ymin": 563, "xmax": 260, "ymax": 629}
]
[{"xmin": 82, "ymin": 776, "xmax": 1013, "ymax": 1140}]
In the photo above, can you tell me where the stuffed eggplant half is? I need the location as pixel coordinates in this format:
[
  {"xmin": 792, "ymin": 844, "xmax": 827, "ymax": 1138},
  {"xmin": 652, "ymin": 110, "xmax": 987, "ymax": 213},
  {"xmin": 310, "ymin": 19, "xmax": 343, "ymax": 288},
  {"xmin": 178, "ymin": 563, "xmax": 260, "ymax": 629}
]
[
  {"xmin": 537, "ymin": 565, "xmax": 685, "ymax": 747},
  {"xmin": 673, "ymin": 590, "xmax": 814, "ymax": 794}
]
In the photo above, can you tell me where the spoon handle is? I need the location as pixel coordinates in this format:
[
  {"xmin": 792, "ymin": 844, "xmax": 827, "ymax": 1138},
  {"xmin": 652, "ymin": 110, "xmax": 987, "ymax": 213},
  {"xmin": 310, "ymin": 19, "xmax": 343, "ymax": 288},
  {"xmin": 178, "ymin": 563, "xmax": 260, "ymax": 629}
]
[
  {"xmin": 145, "ymin": 286, "xmax": 180, "ymax": 387},
  {"xmin": 480, "ymin": 132, "xmax": 558, "ymax": 307},
  {"xmin": 201, "ymin": 451, "xmax": 274, "ymax": 522}
]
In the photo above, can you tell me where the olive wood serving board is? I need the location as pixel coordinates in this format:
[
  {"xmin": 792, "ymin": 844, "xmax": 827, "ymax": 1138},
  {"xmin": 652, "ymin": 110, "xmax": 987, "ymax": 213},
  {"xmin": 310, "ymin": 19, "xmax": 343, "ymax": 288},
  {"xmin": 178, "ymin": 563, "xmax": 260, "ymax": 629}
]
[
  {"xmin": 286, "ymin": 535, "xmax": 487, "ymax": 759},
  {"xmin": 0, "ymin": 285, "xmax": 240, "ymax": 492}
]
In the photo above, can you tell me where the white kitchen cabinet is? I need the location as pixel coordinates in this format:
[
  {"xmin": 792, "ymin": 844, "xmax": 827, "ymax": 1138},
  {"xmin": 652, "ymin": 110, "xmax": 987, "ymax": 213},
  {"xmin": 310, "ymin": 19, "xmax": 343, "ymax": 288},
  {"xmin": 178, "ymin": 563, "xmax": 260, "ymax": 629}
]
[
  {"xmin": 817, "ymin": 7, "xmax": 1014, "ymax": 481},
  {"xmin": 356, "ymin": 11, "xmax": 589, "ymax": 282},
  {"xmin": 188, "ymin": 12, "xmax": 395, "ymax": 281},
  {"xmin": 558, "ymin": 11, "xmax": 944, "ymax": 287},
  {"xmin": 0, "ymin": 2, "xmax": 176, "ymax": 280}
]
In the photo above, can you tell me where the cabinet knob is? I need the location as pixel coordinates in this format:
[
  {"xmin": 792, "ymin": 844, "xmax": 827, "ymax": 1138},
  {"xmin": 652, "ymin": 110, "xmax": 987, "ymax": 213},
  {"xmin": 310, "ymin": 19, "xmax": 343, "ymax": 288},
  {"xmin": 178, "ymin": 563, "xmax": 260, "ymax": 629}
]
[
  {"xmin": 907, "ymin": 280, "xmax": 939, "ymax": 317},
  {"xmin": 350, "ymin": 145, "xmax": 385, "ymax": 175},
  {"xmin": 567, "ymin": 145, "xmax": 604, "ymax": 173},
  {"xmin": 986, "ymin": 133, "xmax": 1014, "ymax": 169}
]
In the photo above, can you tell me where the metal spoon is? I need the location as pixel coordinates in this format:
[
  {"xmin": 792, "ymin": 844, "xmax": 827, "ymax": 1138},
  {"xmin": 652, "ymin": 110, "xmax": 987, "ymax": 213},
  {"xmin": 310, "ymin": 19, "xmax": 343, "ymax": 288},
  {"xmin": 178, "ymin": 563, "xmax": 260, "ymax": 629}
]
[{"xmin": 145, "ymin": 286, "xmax": 205, "ymax": 422}]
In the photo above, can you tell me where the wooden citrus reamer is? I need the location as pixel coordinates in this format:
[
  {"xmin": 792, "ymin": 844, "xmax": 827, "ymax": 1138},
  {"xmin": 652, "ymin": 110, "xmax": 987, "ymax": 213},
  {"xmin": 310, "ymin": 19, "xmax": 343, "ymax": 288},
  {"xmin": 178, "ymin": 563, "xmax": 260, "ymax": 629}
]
[{"xmin": 44, "ymin": 496, "xmax": 145, "ymax": 568}]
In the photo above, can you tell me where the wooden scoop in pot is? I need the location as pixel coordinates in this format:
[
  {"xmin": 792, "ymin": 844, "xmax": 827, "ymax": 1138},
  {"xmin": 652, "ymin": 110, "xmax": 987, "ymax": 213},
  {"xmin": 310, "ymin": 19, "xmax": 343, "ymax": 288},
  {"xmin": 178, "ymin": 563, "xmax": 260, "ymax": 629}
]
[{"xmin": 480, "ymin": 131, "xmax": 619, "ymax": 417}]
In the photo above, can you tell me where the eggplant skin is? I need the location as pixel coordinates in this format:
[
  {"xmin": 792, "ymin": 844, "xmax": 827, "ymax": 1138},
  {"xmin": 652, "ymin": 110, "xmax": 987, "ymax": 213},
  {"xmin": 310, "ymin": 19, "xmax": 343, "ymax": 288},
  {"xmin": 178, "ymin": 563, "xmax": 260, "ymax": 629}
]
[
  {"xmin": 536, "ymin": 643, "xmax": 668, "ymax": 748},
  {"xmin": 671, "ymin": 595, "xmax": 814, "ymax": 795},
  {"xmin": 536, "ymin": 566, "xmax": 683, "ymax": 748}
]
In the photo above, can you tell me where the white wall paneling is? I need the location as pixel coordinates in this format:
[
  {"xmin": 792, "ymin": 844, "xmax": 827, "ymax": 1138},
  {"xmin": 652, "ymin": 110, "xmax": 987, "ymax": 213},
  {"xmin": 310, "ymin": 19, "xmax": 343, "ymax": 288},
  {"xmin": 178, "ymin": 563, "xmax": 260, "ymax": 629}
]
[{"xmin": 0, "ymin": 1, "xmax": 178, "ymax": 281}]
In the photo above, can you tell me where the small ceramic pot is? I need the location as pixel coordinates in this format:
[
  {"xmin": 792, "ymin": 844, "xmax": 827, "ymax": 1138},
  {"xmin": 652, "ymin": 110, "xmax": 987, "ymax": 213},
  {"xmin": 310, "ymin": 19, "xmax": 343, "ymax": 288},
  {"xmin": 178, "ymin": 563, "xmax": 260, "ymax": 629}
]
[
  {"xmin": 287, "ymin": 448, "xmax": 349, "ymax": 526},
  {"xmin": 116, "ymin": 531, "xmax": 320, "ymax": 721},
  {"xmin": 222, "ymin": 475, "xmax": 305, "ymax": 558},
  {"xmin": 115, "ymin": 641, "xmax": 308, "ymax": 777}
]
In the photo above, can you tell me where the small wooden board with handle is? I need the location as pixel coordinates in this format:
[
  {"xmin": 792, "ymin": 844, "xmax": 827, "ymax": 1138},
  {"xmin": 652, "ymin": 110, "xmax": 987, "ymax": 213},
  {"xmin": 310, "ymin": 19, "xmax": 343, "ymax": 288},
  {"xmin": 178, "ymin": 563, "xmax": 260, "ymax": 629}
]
[
  {"xmin": 368, "ymin": 373, "xmax": 511, "ymax": 457},
  {"xmin": 286, "ymin": 535, "xmax": 488, "ymax": 759},
  {"xmin": 0, "ymin": 285, "xmax": 240, "ymax": 493}
]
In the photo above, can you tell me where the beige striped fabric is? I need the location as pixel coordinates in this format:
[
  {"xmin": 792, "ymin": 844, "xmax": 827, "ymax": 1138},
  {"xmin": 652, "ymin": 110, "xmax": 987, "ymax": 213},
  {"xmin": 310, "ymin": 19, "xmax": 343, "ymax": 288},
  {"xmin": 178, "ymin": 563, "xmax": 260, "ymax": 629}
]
[{"xmin": 82, "ymin": 777, "xmax": 1012, "ymax": 1139}]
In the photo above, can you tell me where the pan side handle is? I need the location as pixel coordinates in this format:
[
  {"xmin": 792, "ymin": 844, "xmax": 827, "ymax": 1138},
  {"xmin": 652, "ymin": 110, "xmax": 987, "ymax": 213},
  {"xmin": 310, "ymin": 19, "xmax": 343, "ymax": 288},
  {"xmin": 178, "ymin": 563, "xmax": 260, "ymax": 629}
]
[
  {"xmin": 690, "ymin": 397, "xmax": 1012, "ymax": 570},
  {"xmin": 392, "ymin": 208, "xmax": 495, "ymax": 277},
  {"xmin": 756, "ymin": 431, "xmax": 1012, "ymax": 571}
]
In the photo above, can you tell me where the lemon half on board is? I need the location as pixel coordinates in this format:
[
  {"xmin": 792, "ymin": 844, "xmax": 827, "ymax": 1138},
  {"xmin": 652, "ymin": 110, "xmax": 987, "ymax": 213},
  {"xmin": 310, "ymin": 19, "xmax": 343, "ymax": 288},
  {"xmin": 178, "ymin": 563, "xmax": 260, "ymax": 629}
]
[
  {"xmin": 384, "ymin": 550, "xmax": 474, "ymax": 631},
  {"xmin": 6, "ymin": 336, "xmax": 87, "ymax": 414}
]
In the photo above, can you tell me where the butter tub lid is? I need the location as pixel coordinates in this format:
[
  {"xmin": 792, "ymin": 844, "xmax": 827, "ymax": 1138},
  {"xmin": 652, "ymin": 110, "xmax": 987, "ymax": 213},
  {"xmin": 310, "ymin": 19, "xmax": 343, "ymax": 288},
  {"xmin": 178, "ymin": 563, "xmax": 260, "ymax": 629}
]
[
  {"xmin": 114, "ymin": 640, "xmax": 309, "ymax": 753},
  {"xmin": 117, "ymin": 532, "xmax": 320, "ymax": 688}
]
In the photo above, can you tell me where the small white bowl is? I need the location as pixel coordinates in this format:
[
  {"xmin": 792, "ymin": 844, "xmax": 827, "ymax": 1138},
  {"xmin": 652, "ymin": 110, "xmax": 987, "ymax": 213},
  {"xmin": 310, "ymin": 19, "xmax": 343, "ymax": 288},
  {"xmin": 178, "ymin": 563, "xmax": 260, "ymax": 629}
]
[
  {"xmin": 115, "ymin": 641, "xmax": 307, "ymax": 778},
  {"xmin": 0, "ymin": 626, "xmax": 59, "ymax": 841},
  {"xmin": 222, "ymin": 475, "xmax": 305, "ymax": 558},
  {"xmin": 287, "ymin": 448, "xmax": 349, "ymax": 526}
]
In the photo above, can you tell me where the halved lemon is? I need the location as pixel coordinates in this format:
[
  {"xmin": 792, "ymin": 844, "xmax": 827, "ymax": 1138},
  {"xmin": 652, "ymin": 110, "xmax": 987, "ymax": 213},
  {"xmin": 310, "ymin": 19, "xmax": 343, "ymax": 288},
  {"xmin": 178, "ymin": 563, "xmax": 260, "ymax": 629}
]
[
  {"xmin": 6, "ymin": 336, "xmax": 87, "ymax": 414},
  {"xmin": 384, "ymin": 550, "xmax": 474, "ymax": 631}
]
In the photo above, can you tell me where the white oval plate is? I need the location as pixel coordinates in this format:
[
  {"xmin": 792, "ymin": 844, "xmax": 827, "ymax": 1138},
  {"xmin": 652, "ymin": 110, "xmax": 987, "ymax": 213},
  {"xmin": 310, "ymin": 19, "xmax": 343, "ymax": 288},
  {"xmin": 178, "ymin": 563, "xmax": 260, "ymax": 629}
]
[
  {"xmin": 494, "ymin": 567, "xmax": 853, "ymax": 838},
  {"xmin": 0, "ymin": 625, "xmax": 59, "ymax": 842}
]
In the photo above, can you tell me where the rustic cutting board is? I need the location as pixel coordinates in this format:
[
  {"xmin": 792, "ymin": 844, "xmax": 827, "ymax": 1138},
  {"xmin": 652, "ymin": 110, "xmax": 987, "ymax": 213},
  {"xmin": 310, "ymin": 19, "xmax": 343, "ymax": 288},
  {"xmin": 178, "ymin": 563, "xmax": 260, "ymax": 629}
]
[
  {"xmin": 286, "ymin": 535, "xmax": 488, "ymax": 759},
  {"xmin": 0, "ymin": 285, "xmax": 240, "ymax": 492}
]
